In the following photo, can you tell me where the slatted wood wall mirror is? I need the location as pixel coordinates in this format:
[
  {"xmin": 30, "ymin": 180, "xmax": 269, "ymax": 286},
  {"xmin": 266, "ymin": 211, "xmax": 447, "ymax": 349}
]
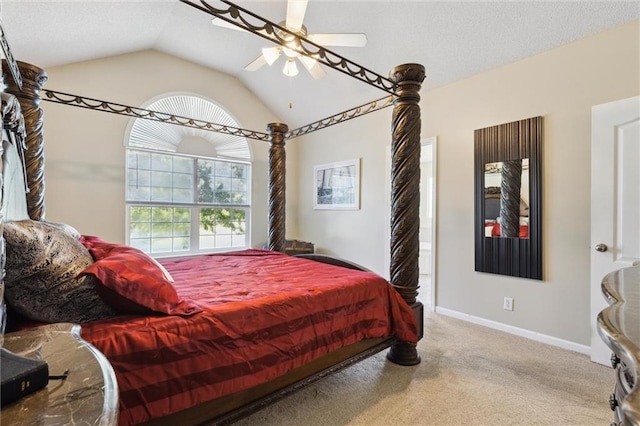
[{"xmin": 474, "ymin": 116, "xmax": 543, "ymax": 280}]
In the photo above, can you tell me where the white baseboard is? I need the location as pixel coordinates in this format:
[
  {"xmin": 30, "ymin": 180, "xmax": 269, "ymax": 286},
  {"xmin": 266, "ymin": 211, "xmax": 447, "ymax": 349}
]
[{"xmin": 435, "ymin": 307, "xmax": 590, "ymax": 355}]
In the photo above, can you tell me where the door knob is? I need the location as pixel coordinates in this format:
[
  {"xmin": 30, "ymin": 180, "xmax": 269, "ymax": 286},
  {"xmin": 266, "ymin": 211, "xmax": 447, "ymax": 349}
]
[{"xmin": 595, "ymin": 243, "xmax": 608, "ymax": 252}]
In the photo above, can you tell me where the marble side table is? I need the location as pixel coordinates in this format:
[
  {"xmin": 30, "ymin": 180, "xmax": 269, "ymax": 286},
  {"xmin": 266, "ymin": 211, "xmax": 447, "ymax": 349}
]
[{"xmin": 1, "ymin": 323, "xmax": 118, "ymax": 425}]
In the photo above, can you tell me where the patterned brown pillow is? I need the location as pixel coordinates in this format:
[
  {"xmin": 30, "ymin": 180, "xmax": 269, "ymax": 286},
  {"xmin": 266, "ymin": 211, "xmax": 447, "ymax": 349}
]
[
  {"xmin": 42, "ymin": 220, "xmax": 82, "ymax": 240},
  {"xmin": 3, "ymin": 220, "xmax": 116, "ymax": 323}
]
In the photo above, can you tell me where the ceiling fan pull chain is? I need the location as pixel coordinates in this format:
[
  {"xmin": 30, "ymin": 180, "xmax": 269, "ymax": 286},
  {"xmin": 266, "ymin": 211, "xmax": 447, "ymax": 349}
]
[{"xmin": 288, "ymin": 77, "xmax": 294, "ymax": 109}]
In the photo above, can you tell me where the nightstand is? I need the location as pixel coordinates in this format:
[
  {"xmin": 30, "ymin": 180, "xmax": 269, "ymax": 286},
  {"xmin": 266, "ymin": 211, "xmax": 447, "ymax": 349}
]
[
  {"xmin": 1, "ymin": 323, "xmax": 118, "ymax": 425},
  {"xmin": 598, "ymin": 265, "xmax": 640, "ymax": 426}
]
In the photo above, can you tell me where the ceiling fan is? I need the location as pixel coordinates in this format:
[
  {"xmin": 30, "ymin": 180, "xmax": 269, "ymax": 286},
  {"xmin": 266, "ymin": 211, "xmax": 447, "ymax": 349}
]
[{"xmin": 211, "ymin": 0, "xmax": 367, "ymax": 79}]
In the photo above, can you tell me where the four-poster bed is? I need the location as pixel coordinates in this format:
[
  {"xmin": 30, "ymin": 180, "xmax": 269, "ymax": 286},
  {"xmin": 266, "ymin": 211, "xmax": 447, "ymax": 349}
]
[{"xmin": 0, "ymin": 1, "xmax": 425, "ymax": 424}]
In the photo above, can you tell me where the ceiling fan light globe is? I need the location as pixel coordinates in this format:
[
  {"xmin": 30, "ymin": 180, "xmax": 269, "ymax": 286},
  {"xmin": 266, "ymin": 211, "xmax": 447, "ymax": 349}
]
[
  {"xmin": 283, "ymin": 58, "xmax": 299, "ymax": 77},
  {"xmin": 282, "ymin": 46, "xmax": 298, "ymax": 58}
]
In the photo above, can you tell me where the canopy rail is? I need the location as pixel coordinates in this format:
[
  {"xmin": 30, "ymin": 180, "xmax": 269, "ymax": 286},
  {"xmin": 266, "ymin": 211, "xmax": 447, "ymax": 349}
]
[
  {"xmin": 287, "ymin": 95, "xmax": 395, "ymax": 140},
  {"xmin": 40, "ymin": 89, "xmax": 395, "ymax": 143},
  {"xmin": 0, "ymin": 20, "xmax": 23, "ymax": 89},
  {"xmin": 42, "ymin": 89, "xmax": 272, "ymax": 142},
  {"xmin": 180, "ymin": 0, "xmax": 396, "ymax": 96}
]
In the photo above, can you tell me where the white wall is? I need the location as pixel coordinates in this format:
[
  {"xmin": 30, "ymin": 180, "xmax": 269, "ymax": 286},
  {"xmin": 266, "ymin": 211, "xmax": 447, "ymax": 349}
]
[
  {"xmin": 292, "ymin": 109, "xmax": 393, "ymax": 274},
  {"xmin": 39, "ymin": 50, "xmax": 291, "ymax": 247},
  {"xmin": 294, "ymin": 21, "xmax": 640, "ymax": 346}
]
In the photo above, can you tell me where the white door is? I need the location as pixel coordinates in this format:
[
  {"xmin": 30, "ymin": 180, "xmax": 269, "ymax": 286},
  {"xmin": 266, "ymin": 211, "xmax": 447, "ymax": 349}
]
[
  {"xmin": 590, "ymin": 96, "xmax": 640, "ymax": 365},
  {"xmin": 418, "ymin": 140, "xmax": 437, "ymax": 309}
]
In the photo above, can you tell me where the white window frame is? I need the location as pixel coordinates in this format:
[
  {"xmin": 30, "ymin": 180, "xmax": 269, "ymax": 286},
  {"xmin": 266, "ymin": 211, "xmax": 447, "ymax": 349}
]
[{"xmin": 125, "ymin": 148, "xmax": 252, "ymax": 257}]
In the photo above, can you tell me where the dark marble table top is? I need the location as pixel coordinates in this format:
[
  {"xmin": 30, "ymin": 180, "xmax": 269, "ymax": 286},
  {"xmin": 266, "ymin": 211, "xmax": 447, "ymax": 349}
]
[{"xmin": 1, "ymin": 323, "xmax": 118, "ymax": 425}]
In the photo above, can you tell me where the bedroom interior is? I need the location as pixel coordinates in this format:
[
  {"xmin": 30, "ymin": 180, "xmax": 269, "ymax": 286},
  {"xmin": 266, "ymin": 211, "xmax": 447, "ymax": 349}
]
[
  {"xmin": 0, "ymin": 0, "xmax": 426, "ymax": 424},
  {"xmin": 0, "ymin": 0, "xmax": 639, "ymax": 425}
]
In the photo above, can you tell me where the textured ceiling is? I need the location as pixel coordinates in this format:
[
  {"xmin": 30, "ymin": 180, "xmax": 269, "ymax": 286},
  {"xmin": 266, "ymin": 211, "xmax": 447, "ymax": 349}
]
[{"xmin": 1, "ymin": 1, "xmax": 638, "ymax": 128}]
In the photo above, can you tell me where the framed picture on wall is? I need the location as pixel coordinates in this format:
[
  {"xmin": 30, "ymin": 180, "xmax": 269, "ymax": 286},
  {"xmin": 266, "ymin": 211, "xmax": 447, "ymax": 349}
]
[{"xmin": 314, "ymin": 158, "xmax": 360, "ymax": 210}]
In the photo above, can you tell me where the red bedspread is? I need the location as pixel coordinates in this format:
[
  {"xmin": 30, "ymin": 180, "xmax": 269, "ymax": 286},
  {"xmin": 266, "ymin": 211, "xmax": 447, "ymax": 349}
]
[{"xmin": 81, "ymin": 249, "xmax": 417, "ymax": 425}]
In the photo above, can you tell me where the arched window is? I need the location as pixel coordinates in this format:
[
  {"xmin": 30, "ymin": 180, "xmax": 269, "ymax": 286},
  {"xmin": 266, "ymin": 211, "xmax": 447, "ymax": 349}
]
[{"xmin": 125, "ymin": 94, "xmax": 251, "ymax": 256}]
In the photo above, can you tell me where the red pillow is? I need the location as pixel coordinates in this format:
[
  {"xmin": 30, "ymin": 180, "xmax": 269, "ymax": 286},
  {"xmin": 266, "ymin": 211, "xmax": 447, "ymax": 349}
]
[
  {"xmin": 79, "ymin": 236, "xmax": 201, "ymax": 316},
  {"xmin": 81, "ymin": 235, "xmax": 176, "ymax": 282}
]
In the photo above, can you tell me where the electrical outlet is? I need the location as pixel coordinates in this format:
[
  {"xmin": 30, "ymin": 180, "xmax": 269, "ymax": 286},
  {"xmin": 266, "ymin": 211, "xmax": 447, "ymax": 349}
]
[{"xmin": 503, "ymin": 297, "xmax": 514, "ymax": 311}]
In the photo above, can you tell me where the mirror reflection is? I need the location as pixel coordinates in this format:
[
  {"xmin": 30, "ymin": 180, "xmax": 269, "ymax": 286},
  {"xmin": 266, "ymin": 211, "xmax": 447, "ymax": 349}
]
[{"xmin": 484, "ymin": 159, "xmax": 529, "ymax": 239}]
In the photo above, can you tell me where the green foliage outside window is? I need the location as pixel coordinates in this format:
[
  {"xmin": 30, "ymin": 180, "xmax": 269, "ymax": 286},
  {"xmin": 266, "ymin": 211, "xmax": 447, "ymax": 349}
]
[{"xmin": 198, "ymin": 161, "xmax": 246, "ymax": 233}]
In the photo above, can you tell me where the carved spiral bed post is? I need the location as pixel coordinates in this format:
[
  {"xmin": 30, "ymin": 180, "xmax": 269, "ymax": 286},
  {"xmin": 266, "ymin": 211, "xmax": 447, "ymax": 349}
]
[
  {"xmin": 0, "ymin": 93, "xmax": 26, "ymax": 341},
  {"xmin": 387, "ymin": 63, "xmax": 425, "ymax": 366},
  {"xmin": 0, "ymin": 96, "xmax": 6, "ymax": 342},
  {"xmin": 1, "ymin": 61, "xmax": 48, "ymax": 221},
  {"xmin": 266, "ymin": 122, "xmax": 288, "ymax": 253}
]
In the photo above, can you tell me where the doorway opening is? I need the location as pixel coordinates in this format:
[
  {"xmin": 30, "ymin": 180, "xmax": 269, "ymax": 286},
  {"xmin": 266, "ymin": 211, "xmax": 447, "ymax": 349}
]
[
  {"xmin": 419, "ymin": 138, "xmax": 437, "ymax": 309},
  {"xmin": 384, "ymin": 137, "xmax": 437, "ymax": 310}
]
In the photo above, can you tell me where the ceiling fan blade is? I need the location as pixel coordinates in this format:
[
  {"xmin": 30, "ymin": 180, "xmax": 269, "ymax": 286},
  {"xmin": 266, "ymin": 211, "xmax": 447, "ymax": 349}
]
[
  {"xmin": 299, "ymin": 55, "xmax": 326, "ymax": 80},
  {"xmin": 262, "ymin": 47, "xmax": 282, "ymax": 66},
  {"xmin": 211, "ymin": 17, "xmax": 249, "ymax": 34},
  {"xmin": 286, "ymin": 0, "xmax": 308, "ymax": 31},
  {"xmin": 245, "ymin": 55, "xmax": 267, "ymax": 71},
  {"xmin": 308, "ymin": 33, "xmax": 367, "ymax": 47}
]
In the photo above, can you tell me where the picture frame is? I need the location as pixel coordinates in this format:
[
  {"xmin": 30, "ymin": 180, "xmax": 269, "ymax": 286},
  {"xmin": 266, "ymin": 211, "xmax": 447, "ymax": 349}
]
[{"xmin": 314, "ymin": 158, "xmax": 360, "ymax": 210}]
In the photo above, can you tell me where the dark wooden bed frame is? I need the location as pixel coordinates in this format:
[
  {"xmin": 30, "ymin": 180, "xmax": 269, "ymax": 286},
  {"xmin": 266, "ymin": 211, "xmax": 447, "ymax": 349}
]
[{"xmin": 0, "ymin": 1, "xmax": 425, "ymax": 423}]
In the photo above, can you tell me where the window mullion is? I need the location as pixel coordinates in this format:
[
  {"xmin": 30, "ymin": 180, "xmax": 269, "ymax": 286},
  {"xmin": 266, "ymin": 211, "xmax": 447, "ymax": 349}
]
[
  {"xmin": 191, "ymin": 206, "xmax": 200, "ymax": 252},
  {"xmin": 192, "ymin": 157, "xmax": 199, "ymax": 252}
]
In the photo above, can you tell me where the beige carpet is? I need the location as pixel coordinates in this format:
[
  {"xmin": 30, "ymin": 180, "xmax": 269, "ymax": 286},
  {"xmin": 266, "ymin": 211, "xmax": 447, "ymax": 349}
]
[{"xmin": 235, "ymin": 312, "xmax": 613, "ymax": 426}]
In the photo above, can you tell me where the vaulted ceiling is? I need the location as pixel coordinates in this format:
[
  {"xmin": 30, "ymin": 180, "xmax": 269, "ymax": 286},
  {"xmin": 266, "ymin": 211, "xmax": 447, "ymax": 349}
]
[{"xmin": 1, "ymin": 1, "xmax": 638, "ymax": 128}]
